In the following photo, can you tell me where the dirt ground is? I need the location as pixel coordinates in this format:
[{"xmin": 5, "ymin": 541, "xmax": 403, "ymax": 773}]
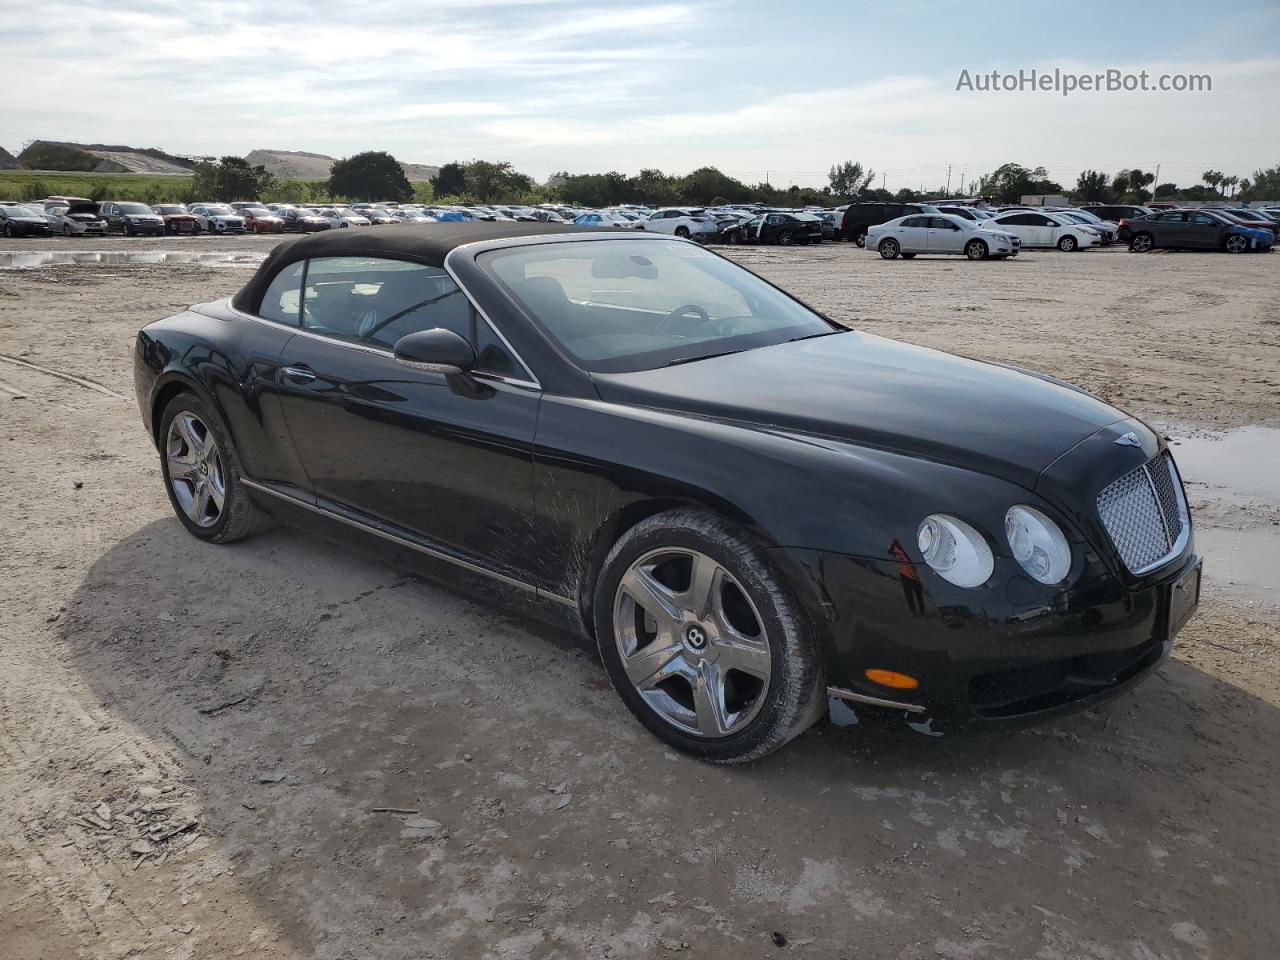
[{"xmin": 1, "ymin": 235, "xmax": 1277, "ymax": 960}]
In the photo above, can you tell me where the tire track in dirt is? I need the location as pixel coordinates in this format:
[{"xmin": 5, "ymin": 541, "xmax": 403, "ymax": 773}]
[{"xmin": 0, "ymin": 353, "xmax": 129, "ymax": 400}]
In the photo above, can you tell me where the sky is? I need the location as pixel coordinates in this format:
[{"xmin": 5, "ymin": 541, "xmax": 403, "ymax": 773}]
[{"xmin": 3, "ymin": 0, "xmax": 1279, "ymax": 192}]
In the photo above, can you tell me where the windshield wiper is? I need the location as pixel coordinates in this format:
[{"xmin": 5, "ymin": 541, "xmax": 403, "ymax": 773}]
[
  {"xmin": 787, "ymin": 329, "xmax": 844, "ymax": 343},
  {"xmin": 667, "ymin": 349, "xmax": 743, "ymax": 367}
]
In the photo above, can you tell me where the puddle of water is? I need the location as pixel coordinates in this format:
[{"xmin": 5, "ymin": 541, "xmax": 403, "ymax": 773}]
[
  {"xmin": 0, "ymin": 251, "xmax": 265, "ymax": 269},
  {"xmin": 1169, "ymin": 426, "xmax": 1280, "ymax": 503},
  {"xmin": 1168, "ymin": 425, "xmax": 1280, "ymax": 608}
]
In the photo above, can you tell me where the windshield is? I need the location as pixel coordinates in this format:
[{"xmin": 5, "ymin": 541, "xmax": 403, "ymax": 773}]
[
  {"xmin": 7, "ymin": 205, "xmax": 43, "ymax": 217},
  {"xmin": 153, "ymin": 205, "xmax": 185, "ymax": 214},
  {"xmin": 205, "ymin": 205, "xmax": 235, "ymax": 215},
  {"xmin": 242, "ymin": 207, "xmax": 271, "ymax": 215},
  {"xmin": 118, "ymin": 202, "xmax": 152, "ymax": 214},
  {"xmin": 480, "ymin": 238, "xmax": 836, "ymax": 373}
]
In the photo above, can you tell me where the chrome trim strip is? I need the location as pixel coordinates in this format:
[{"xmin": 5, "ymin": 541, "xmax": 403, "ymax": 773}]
[
  {"xmin": 241, "ymin": 479, "xmax": 575, "ymax": 607},
  {"xmin": 827, "ymin": 686, "xmax": 927, "ymax": 714}
]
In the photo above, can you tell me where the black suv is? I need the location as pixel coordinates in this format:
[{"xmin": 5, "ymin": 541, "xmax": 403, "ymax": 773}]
[
  {"xmin": 840, "ymin": 202, "xmax": 940, "ymax": 245},
  {"xmin": 99, "ymin": 200, "xmax": 166, "ymax": 236},
  {"xmin": 1080, "ymin": 204, "xmax": 1154, "ymax": 223}
]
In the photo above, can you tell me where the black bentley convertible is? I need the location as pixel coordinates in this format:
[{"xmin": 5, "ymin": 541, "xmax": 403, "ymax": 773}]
[{"xmin": 134, "ymin": 223, "xmax": 1201, "ymax": 762}]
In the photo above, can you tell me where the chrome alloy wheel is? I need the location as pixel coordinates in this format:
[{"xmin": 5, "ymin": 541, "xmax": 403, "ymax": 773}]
[
  {"xmin": 166, "ymin": 413, "xmax": 226, "ymax": 528},
  {"xmin": 612, "ymin": 548, "xmax": 772, "ymax": 738}
]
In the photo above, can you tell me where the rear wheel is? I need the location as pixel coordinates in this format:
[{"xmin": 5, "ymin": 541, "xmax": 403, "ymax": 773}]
[
  {"xmin": 777, "ymin": 230, "xmax": 794, "ymax": 245},
  {"xmin": 594, "ymin": 510, "xmax": 825, "ymax": 763},
  {"xmin": 1224, "ymin": 234, "xmax": 1248, "ymax": 254},
  {"xmin": 878, "ymin": 238, "xmax": 900, "ymax": 259},
  {"xmin": 965, "ymin": 239, "xmax": 988, "ymax": 260},
  {"xmin": 854, "ymin": 228, "xmax": 867, "ymax": 248},
  {"xmin": 1057, "ymin": 234, "xmax": 1077, "ymax": 252},
  {"xmin": 675, "ymin": 226, "xmax": 691, "ymax": 238},
  {"xmin": 159, "ymin": 393, "xmax": 271, "ymax": 543},
  {"xmin": 1129, "ymin": 233, "xmax": 1153, "ymax": 253}
]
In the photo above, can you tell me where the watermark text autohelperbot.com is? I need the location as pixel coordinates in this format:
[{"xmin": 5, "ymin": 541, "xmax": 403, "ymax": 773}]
[{"xmin": 956, "ymin": 68, "xmax": 1211, "ymax": 96}]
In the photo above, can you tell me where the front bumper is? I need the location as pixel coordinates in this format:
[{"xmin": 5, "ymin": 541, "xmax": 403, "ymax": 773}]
[
  {"xmin": 774, "ymin": 545, "xmax": 1200, "ymax": 730},
  {"xmin": 8, "ymin": 223, "xmax": 52, "ymax": 237}
]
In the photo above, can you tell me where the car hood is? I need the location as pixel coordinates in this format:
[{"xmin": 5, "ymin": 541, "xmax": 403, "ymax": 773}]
[{"xmin": 591, "ymin": 331, "xmax": 1129, "ymax": 489}]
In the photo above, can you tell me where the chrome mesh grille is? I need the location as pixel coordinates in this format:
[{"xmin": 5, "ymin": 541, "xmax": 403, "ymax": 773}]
[{"xmin": 1096, "ymin": 451, "xmax": 1187, "ymax": 574}]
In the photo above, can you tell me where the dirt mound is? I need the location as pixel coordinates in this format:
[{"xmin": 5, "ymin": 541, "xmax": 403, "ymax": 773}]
[
  {"xmin": 21, "ymin": 140, "xmax": 193, "ymax": 175},
  {"xmin": 245, "ymin": 149, "xmax": 336, "ymax": 179},
  {"xmin": 0, "ymin": 145, "xmax": 21, "ymax": 169},
  {"xmin": 400, "ymin": 161, "xmax": 440, "ymax": 182}
]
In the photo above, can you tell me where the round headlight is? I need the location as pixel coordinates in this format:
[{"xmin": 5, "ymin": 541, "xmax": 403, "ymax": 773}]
[
  {"xmin": 917, "ymin": 515, "xmax": 994, "ymax": 588},
  {"xmin": 1005, "ymin": 505, "xmax": 1071, "ymax": 585}
]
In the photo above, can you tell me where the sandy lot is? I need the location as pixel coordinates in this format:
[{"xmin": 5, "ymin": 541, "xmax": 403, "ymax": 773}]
[{"xmin": 1, "ymin": 235, "xmax": 1278, "ymax": 960}]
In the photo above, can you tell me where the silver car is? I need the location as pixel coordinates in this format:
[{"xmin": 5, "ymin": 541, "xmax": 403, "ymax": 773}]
[
  {"xmin": 866, "ymin": 213, "xmax": 1020, "ymax": 260},
  {"xmin": 43, "ymin": 200, "xmax": 108, "ymax": 236}
]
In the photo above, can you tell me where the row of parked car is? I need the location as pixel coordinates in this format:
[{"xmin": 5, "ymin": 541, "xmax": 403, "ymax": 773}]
[
  {"xmin": 2, "ymin": 195, "xmax": 1275, "ymax": 259},
  {"xmin": 841, "ymin": 200, "xmax": 1278, "ymax": 260}
]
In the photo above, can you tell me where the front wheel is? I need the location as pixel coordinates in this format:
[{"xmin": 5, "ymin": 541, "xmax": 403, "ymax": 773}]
[
  {"xmin": 1224, "ymin": 234, "xmax": 1248, "ymax": 254},
  {"xmin": 63, "ymin": 225, "xmax": 73, "ymax": 236},
  {"xmin": 1057, "ymin": 234, "xmax": 1077, "ymax": 252},
  {"xmin": 594, "ymin": 510, "xmax": 825, "ymax": 763},
  {"xmin": 900, "ymin": 252, "xmax": 916, "ymax": 259},
  {"xmin": 965, "ymin": 239, "xmax": 988, "ymax": 260},
  {"xmin": 878, "ymin": 238, "xmax": 900, "ymax": 259},
  {"xmin": 1129, "ymin": 233, "xmax": 1153, "ymax": 253},
  {"xmin": 159, "ymin": 393, "xmax": 271, "ymax": 543},
  {"xmin": 2, "ymin": 224, "xmax": 11, "ymax": 238}
]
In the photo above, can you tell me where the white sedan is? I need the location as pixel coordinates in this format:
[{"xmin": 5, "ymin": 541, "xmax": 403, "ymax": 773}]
[
  {"xmin": 641, "ymin": 208, "xmax": 719, "ymax": 239},
  {"xmin": 310, "ymin": 207, "xmax": 372, "ymax": 228},
  {"xmin": 866, "ymin": 213, "xmax": 1020, "ymax": 260},
  {"xmin": 981, "ymin": 211, "xmax": 1100, "ymax": 251}
]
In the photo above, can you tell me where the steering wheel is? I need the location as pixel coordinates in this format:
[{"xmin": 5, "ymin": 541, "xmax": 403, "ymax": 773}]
[{"xmin": 655, "ymin": 304, "xmax": 713, "ymax": 334}]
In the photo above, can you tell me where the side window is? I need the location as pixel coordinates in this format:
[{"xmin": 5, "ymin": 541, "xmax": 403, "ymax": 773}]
[
  {"xmin": 474, "ymin": 318, "xmax": 533, "ymax": 381},
  {"xmin": 900, "ymin": 216, "xmax": 928, "ymax": 228},
  {"xmin": 1189, "ymin": 213, "xmax": 1215, "ymax": 224},
  {"xmin": 301, "ymin": 257, "xmax": 471, "ymax": 350},
  {"xmin": 258, "ymin": 261, "xmax": 306, "ymax": 325},
  {"xmin": 932, "ymin": 217, "xmax": 960, "ymax": 230}
]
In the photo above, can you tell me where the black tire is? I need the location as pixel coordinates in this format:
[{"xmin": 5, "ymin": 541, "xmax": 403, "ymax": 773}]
[
  {"xmin": 158, "ymin": 392, "xmax": 272, "ymax": 543},
  {"xmin": 900, "ymin": 252, "xmax": 916, "ymax": 258},
  {"xmin": 1129, "ymin": 232, "xmax": 1153, "ymax": 253},
  {"xmin": 594, "ymin": 509, "xmax": 826, "ymax": 763},
  {"xmin": 777, "ymin": 230, "xmax": 794, "ymax": 246},
  {"xmin": 63, "ymin": 225, "xmax": 73, "ymax": 237},
  {"xmin": 1224, "ymin": 234, "xmax": 1248, "ymax": 254},
  {"xmin": 1057, "ymin": 234, "xmax": 1077, "ymax": 252},
  {"xmin": 122, "ymin": 222, "xmax": 132, "ymax": 237},
  {"xmin": 675, "ymin": 226, "xmax": 691, "ymax": 239},
  {"xmin": 965, "ymin": 238, "xmax": 988, "ymax": 260},
  {"xmin": 3, "ymin": 224, "xmax": 11, "ymax": 238},
  {"xmin": 878, "ymin": 238, "xmax": 900, "ymax": 259},
  {"xmin": 854, "ymin": 229, "xmax": 867, "ymax": 248}
]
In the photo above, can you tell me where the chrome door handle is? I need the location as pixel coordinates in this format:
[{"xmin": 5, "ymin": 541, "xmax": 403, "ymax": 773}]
[{"xmin": 282, "ymin": 365, "xmax": 316, "ymax": 383}]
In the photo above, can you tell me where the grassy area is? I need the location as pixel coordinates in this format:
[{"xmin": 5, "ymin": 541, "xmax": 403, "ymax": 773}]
[{"xmin": 0, "ymin": 170, "xmax": 433, "ymax": 204}]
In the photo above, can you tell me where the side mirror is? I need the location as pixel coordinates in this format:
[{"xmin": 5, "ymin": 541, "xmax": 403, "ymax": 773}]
[{"xmin": 393, "ymin": 328, "xmax": 476, "ymax": 375}]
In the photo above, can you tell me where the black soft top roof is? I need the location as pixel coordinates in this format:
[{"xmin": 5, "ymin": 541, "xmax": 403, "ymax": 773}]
[{"xmin": 234, "ymin": 221, "xmax": 607, "ymax": 313}]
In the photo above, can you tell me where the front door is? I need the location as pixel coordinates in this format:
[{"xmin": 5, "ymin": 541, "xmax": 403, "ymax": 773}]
[
  {"xmin": 274, "ymin": 255, "xmax": 543, "ymax": 579},
  {"xmin": 925, "ymin": 216, "xmax": 964, "ymax": 253}
]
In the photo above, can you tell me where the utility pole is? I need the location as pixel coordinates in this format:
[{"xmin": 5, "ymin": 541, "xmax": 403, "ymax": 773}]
[
  {"xmin": 882, "ymin": 172, "xmax": 886, "ymax": 191},
  {"xmin": 945, "ymin": 164, "xmax": 952, "ymax": 196},
  {"xmin": 1151, "ymin": 162, "xmax": 1160, "ymax": 202},
  {"xmin": 959, "ymin": 172, "xmax": 966, "ymax": 195}
]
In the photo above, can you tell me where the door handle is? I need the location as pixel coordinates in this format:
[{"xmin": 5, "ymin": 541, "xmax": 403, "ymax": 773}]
[{"xmin": 282, "ymin": 364, "xmax": 317, "ymax": 384}]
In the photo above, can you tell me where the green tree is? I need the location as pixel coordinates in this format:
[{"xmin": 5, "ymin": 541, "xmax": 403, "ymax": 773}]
[
  {"xmin": 1112, "ymin": 168, "xmax": 1154, "ymax": 203},
  {"xmin": 1201, "ymin": 169, "xmax": 1224, "ymax": 196},
  {"xmin": 430, "ymin": 162, "xmax": 467, "ymax": 199},
  {"xmin": 462, "ymin": 160, "xmax": 534, "ymax": 202},
  {"xmin": 1239, "ymin": 164, "xmax": 1280, "ymax": 201},
  {"xmin": 971, "ymin": 163, "xmax": 1061, "ymax": 203},
  {"xmin": 678, "ymin": 167, "xmax": 751, "ymax": 205},
  {"xmin": 328, "ymin": 151, "xmax": 412, "ymax": 202},
  {"xmin": 192, "ymin": 156, "xmax": 276, "ymax": 201},
  {"xmin": 1074, "ymin": 169, "xmax": 1110, "ymax": 203},
  {"xmin": 1154, "ymin": 182, "xmax": 1179, "ymax": 199},
  {"xmin": 827, "ymin": 161, "xmax": 875, "ymax": 200}
]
